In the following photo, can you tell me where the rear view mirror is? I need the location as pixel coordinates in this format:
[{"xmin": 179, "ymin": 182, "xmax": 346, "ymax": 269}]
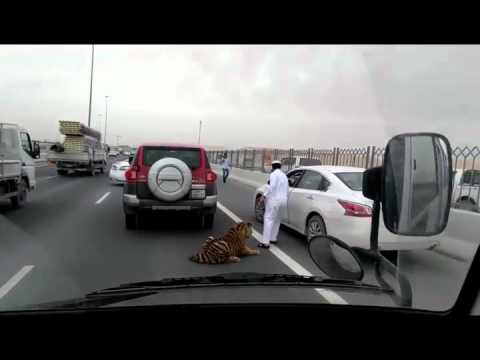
[
  {"xmin": 382, "ymin": 133, "xmax": 452, "ymax": 236},
  {"xmin": 308, "ymin": 235, "xmax": 364, "ymax": 281},
  {"xmin": 128, "ymin": 155, "xmax": 134, "ymax": 164},
  {"xmin": 33, "ymin": 141, "xmax": 41, "ymax": 159}
]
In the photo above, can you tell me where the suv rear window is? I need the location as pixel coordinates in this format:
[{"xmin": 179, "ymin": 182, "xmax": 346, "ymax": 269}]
[
  {"xmin": 143, "ymin": 147, "xmax": 201, "ymax": 169},
  {"xmin": 335, "ymin": 172, "xmax": 363, "ymax": 191}
]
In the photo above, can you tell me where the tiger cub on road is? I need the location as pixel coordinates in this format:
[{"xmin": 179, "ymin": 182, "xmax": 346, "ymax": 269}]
[{"xmin": 190, "ymin": 222, "xmax": 260, "ymax": 264}]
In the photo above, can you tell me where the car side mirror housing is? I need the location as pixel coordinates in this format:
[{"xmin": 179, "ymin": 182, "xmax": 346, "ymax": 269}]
[
  {"xmin": 363, "ymin": 133, "xmax": 453, "ymax": 237},
  {"xmin": 33, "ymin": 141, "xmax": 41, "ymax": 159},
  {"xmin": 308, "ymin": 235, "xmax": 364, "ymax": 281}
]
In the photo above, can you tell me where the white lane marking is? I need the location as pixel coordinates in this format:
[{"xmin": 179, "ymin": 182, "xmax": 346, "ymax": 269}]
[
  {"xmin": 38, "ymin": 175, "xmax": 58, "ymax": 182},
  {"xmin": 0, "ymin": 266, "xmax": 34, "ymax": 300},
  {"xmin": 95, "ymin": 192, "xmax": 111, "ymax": 205},
  {"xmin": 217, "ymin": 202, "xmax": 348, "ymax": 304},
  {"xmin": 315, "ymin": 289, "xmax": 348, "ymax": 304}
]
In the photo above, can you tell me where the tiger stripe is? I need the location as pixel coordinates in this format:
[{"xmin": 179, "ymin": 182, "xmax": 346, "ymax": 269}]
[{"xmin": 189, "ymin": 222, "xmax": 254, "ymax": 264}]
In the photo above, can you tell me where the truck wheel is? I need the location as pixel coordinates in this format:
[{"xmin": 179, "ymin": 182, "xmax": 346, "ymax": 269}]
[
  {"xmin": 125, "ymin": 214, "xmax": 137, "ymax": 229},
  {"xmin": 57, "ymin": 169, "xmax": 68, "ymax": 176},
  {"xmin": 10, "ymin": 179, "xmax": 28, "ymax": 208},
  {"xmin": 203, "ymin": 213, "xmax": 215, "ymax": 229}
]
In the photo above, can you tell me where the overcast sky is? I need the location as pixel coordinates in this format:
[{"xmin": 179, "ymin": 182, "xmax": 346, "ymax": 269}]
[{"xmin": 1, "ymin": 44, "xmax": 479, "ymax": 149}]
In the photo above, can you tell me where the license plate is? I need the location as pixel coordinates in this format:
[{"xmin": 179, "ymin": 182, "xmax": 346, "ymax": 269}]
[{"xmin": 191, "ymin": 189, "xmax": 205, "ymax": 199}]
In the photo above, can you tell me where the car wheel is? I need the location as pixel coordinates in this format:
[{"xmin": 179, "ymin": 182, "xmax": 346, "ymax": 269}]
[
  {"xmin": 203, "ymin": 213, "xmax": 215, "ymax": 229},
  {"xmin": 255, "ymin": 195, "xmax": 265, "ymax": 223},
  {"xmin": 456, "ymin": 198, "xmax": 478, "ymax": 212},
  {"xmin": 10, "ymin": 179, "xmax": 28, "ymax": 208},
  {"xmin": 125, "ymin": 214, "xmax": 137, "ymax": 229},
  {"xmin": 306, "ymin": 215, "xmax": 327, "ymax": 242},
  {"xmin": 381, "ymin": 250, "xmax": 398, "ymax": 266}
]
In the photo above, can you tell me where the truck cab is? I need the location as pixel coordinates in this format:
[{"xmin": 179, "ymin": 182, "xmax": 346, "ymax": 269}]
[{"xmin": 0, "ymin": 123, "xmax": 40, "ymax": 206}]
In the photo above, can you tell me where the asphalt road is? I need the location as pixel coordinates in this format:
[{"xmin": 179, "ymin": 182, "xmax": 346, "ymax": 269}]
[{"xmin": 0, "ymin": 159, "xmax": 474, "ymax": 311}]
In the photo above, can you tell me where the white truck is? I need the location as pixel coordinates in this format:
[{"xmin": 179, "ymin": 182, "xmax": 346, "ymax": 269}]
[
  {"xmin": 0, "ymin": 123, "xmax": 40, "ymax": 208},
  {"xmin": 47, "ymin": 121, "xmax": 107, "ymax": 176}
]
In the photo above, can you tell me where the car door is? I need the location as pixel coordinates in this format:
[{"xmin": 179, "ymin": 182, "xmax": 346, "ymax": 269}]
[
  {"xmin": 282, "ymin": 169, "xmax": 304, "ymax": 224},
  {"xmin": 287, "ymin": 170, "xmax": 328, "ymax": 232}
]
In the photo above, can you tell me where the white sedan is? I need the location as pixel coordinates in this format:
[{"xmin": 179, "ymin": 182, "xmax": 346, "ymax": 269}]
[
  {"xmin": 109, "ymin": 161, "xmax": 130, "ymax": 184},
  {"xmin": 254, "ymin": 166, "xmax": 439, "ymax": 256}
]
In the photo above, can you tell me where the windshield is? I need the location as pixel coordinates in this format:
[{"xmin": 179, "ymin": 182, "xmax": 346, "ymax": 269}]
[
  {"xmin": 0, "ymin": 45, "xmax": 478, "ymax": 314},
  {"xmin": 335, "ymin": 172, "xmax": 363, "ymax": 191}
]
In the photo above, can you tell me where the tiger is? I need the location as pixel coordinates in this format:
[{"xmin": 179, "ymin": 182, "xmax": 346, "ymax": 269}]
[{"xmin": 190, "ymin": 222, "xmax": 260, "ymax": 264}]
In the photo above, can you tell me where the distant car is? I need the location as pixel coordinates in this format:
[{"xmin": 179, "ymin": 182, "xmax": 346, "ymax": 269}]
[
  {"xmin": 253, "ymin": 165, "xmax": 438, "ymax": 258},
  {"xmin": 109, "ymin": 160, "xmax": 130, "ymax": 184},
  {"xmin": 123, "ymin": 143, "xmax": 218, "ymax": 229},
  {"xmin": 109, "ymin": 151, "xmax": 120, "ymax": 157},
  {"xmin": 452, "ymin": 169, "xmax": 480, "ymax": 212}
]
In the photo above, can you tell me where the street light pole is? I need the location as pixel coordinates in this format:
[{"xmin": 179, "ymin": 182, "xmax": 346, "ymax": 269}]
[
  {"xmin": 104, "ymin": 96, "xmax": 110, "ymax": 145},
  {"xmin": 198, "ymin": 120, "xmax": 202, "ymax": 144},
  {"xmin": 87, "ymin": 44, "xmax": 95, "ymax": 128}
]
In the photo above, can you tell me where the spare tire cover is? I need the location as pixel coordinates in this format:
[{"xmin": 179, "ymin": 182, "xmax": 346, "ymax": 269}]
[{"xmin": 148, "ymin": 158, "xmax": 192, "ymax": 202}]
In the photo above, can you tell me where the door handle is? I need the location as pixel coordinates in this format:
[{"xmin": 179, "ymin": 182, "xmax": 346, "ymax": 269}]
[{"xmin": 306, "ymin": 195, "xmax": 314, "ymax": 200}]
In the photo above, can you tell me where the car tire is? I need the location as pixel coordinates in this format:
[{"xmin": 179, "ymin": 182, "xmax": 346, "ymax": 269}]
[
  {"xmin": 306, "ymin": 214, "xmax": 327, "ymax": 242},
  {"xmin": 381, "ymin": 250, "xmax": 398, "ymax": 266},
  {"xmin": 57, "ymin": 169, "xmax": 68, "ymax": 176},
  {"xmin": 125, "ymin": 214, "xmax": 137, "ymax": 229},
  {"xmin": 254, "ymin": 195, "xmax": 265, "ymax": 224},
  {"xmin": 10, "ymin": 178, "xmax": 27, "ymax": 208},
  {"xmin": 203, "ymin": 213, "xmax": 215, "ymax": 229}
]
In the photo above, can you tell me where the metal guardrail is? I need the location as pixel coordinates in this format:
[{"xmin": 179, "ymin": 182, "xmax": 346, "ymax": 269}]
[{"xmin": 207, "ymin": 145, "xmax": 480, "ymax": 212}]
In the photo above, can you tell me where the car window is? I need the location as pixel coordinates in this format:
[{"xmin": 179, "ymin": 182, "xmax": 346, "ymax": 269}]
[
  {"xmin": 143, "ymin": 147, "xmax": 201, "ymax": 168},
  {"xmin": 287, "ymin": 170, "xmax": 304, "ymax": 187},
  {"xmin": 335, "ymin": 172, "xmax": 364, "ymax": 191},
  {"xmin": 461, "ymin": 170, "xmax": 480, "ymax": 185},
  {"xmin": 296, "ymin": 170, "xmax": 325, "ymax": 191},
  {"xmin": 20, "ymin": 132, "xmax": 32, "ymax": 154}
]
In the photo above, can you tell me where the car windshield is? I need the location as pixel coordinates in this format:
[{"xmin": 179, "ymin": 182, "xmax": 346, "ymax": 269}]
[
  {"xmin": 143, "ymin": 147, "xmax": 201, "ymax": 168},
  {"xmin": 334, "ymin": 172, "xmax": 363, "ymax": 191},
  {"xmin": 0, "ymin": 45, "xmax": 478, "ymax": 315}
]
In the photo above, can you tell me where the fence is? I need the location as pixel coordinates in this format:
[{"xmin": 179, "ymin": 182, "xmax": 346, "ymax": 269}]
[
  {"xmin": 207, "ymin": 146, "xmax": 386, "ymax": 173},
  {"xmin": 207, "ymin": 145, "xmax": 480, "ymax": 211}
]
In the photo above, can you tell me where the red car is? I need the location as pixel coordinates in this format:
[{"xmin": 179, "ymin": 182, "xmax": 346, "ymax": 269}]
[{"xmin": 123, "ymin": 143, "xmax": 218, "ymax": 229}]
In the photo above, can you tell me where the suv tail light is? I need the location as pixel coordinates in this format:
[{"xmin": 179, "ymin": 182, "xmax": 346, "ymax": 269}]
[
  {"xmin": 337, "ymin": 199, "xmax": 372, "ymax": 217},
  {"xmin": 125, "ymin": 166, "xmax": 138, "ymax": 182},
  {"xmin": 206, "ymin": 170, "xmax": 217, "ymax": 183}
]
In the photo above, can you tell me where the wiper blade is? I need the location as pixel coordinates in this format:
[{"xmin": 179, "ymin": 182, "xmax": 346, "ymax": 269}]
[
  {"xmin": 87, "ymin": 272, "xmax": 384, "ymax": 296},
  {"xmin": 19, "ymin": 273, "xmax": 390, "ymax": 310}
]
